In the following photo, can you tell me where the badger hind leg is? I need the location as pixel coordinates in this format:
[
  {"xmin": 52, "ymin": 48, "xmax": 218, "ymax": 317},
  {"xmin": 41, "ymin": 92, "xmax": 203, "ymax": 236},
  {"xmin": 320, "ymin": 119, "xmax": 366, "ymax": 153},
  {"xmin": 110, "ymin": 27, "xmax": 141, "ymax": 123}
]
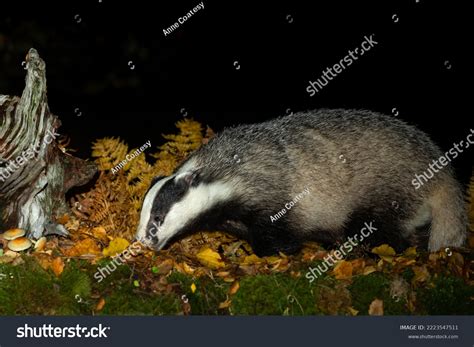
[
  {"xmin": 424, "ymin": 175, "xmax": 467, "ymax": 251},
  {"xmin": 344, "ymin": 207, "xmax": 412, "ymax": 253}
]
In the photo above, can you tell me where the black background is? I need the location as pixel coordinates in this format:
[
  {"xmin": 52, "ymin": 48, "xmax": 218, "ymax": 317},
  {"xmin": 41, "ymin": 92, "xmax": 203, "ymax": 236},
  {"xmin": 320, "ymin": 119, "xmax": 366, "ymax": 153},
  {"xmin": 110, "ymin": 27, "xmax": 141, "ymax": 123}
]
[{"xmin": 0, "ymin": 0, "xmax": 471, "ymax": 182}]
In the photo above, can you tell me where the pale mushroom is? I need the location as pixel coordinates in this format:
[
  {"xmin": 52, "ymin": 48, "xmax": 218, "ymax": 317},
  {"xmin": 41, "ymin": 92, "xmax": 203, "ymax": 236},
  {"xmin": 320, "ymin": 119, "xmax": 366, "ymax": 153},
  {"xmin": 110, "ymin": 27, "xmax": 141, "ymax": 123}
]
[
  {"xmin": 34, "ymin": 237, "xmax": 47, "ymax": 252},
  {"xmin": 8, "ymin": 237, "xmax": 32, "ymax": 252},
  {"xmin": 3, "ymin": 228, "xmax": 26, "ymax": 240}
]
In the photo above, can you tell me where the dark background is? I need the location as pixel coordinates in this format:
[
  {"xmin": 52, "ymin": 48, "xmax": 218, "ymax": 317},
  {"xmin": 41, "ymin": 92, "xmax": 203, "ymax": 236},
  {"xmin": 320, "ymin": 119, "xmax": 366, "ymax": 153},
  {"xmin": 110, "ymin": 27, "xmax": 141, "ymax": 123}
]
[{"xmin": 0, "ymin": 0, "xmax": 471, "ymax": 182}]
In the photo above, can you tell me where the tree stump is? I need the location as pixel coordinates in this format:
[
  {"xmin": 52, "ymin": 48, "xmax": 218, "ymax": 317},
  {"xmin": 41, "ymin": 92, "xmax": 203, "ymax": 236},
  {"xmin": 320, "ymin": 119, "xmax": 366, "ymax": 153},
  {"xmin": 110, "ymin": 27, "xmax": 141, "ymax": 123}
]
[{"xmin": 0, "ymin": 48, "xmax": 96, "ymax": 239}]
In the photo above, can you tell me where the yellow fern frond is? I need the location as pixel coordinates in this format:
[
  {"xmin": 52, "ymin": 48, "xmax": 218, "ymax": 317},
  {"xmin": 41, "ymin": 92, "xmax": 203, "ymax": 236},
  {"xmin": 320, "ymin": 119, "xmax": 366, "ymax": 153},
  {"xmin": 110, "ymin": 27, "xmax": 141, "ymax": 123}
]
[
  {"xmin": 77, "ymin": 117, "xmax": 210, "ymax": 239},
  {"xmin": 92, "ymin": 137, "xmax": 129, "ymax": 171}
]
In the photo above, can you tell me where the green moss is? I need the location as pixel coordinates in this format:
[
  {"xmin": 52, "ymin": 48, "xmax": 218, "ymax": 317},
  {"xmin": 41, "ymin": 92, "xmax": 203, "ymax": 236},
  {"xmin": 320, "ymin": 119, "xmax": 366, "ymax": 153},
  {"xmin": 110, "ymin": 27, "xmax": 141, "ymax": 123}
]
[
  {"xmin": 0, "ymin": 259, "xmax": 62, "ymax": 314},
  {"xmin": 168, "ymin": 271, "xmax": 229, "ymax": 315},
  {"xmin": 349, "ymin": 273, "xmax": 408, "ymax": 315},
  {"xmin": 417, "ymin": 275, "xmax": 474, "ymax": 315},
  {"xmin": 231, "ymin": 273, "xmax": 318, "ymax": 315},
  {"xmin": 401, "ymin": 267, "xmax": 415, "ymax": 282},
  {"xmin": 99, "ymin": 287, "xmax": 181, "ymax": 315},
  {"xmin": 1, "ymin": 256, "xmax": 471, "ymax": 316}
]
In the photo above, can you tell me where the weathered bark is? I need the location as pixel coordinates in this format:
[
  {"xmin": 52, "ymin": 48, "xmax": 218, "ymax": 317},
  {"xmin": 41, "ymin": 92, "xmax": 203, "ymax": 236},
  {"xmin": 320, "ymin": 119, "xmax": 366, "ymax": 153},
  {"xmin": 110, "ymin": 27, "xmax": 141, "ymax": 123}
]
[{"xmin": 0, "ymin": 48, "xmax": 96, "ymax": 239}]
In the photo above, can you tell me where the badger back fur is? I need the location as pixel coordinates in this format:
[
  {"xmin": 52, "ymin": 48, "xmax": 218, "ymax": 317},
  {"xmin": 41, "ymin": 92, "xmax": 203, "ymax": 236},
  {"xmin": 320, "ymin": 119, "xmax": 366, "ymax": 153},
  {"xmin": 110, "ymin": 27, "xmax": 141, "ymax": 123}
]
[{"xmin": 135, "ymin": 109, "xmax": 467, "ymax": 256}]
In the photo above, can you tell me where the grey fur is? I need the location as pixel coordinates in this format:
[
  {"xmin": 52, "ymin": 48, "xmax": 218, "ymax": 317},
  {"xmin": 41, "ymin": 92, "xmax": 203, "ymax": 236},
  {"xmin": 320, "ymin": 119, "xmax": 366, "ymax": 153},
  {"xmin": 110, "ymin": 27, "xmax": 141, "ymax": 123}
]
[{"xmin": 140, "ymin": 109, "xmax": 467, "ymax": 254}]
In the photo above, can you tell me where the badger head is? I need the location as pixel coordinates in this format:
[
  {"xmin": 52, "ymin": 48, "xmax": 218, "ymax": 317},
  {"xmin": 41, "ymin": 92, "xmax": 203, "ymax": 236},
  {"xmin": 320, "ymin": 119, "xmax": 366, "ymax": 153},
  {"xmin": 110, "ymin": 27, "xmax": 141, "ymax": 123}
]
[{"xmin": 135, "ymin": 168, "xmax": 233, "ymax": 251}]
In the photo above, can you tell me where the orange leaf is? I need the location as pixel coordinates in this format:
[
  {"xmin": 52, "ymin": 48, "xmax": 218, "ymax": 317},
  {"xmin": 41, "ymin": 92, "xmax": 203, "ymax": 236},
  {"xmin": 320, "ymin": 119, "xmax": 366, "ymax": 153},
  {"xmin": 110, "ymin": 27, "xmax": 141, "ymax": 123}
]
[
  {"xmin": 96, "ymin": 298, "xmax": 106, "ymax": 311},
  {"xmin": 56, "ymin": 214, "xmax": 70, "ymax": 225},
  {"xmin": 218, "ymin": 299, "xmax": 232, "ymax": 309},
  {"xmin": 229, "ymin": 281, "xmax": 240, "ymax": 295},
  {"xmin": 52, "ymin": 257, "xmax": 64, "ymax": 277},
  {"xmin": 63, "ymin": 238, "xmax": 102, "ymax": 257},
  {"xmin": 333, "ymin": 260, "xmax": 353, "ymax": 280},
  {"xmin": 91, "ymin": 226, "xmax": 108, "ymax": 242}
]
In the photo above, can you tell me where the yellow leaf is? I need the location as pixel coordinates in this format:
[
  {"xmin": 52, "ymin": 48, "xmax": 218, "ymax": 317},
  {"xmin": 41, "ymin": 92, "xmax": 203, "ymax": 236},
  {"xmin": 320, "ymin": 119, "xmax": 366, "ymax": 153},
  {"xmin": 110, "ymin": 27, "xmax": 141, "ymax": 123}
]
[
  {"xmin": 196, "ymin": 247, "xmax": 225, "ymax": 269},
  {"xmin": 372, "ymin": 244, "xmax": 396, "ymax": 256},
  {"xmin": 362, "ymin": 265, "xmax": 377, "ymax": 276},
  {"xmin": 103, "ymin": 237, "xmax": 130, "ymax": 257},
  {"xmin": 52, "ymin": 257, "xmax": 64, "ymax": 277},
  {"xmin": 333, "ymin": 260, "xmax": 353, "ymax": 279},
  {"xmin": 243, "ymin": 254, "xmax": 263, "ymax": 265},
  {"xmin": 264, "ymin": 256, "xmax": 281, "ymax": 264},
  {"xmin": 372, "ymin": 244, "xmax": 396, "ymax": 262},
  {"xmin": 182, "ymin": 262, "xmax": 195, "ymax": 275},
  {"xmin": 368, "ymin": 299, "xmax": 384, "ymax": 316},
  {"xmin": 190, "ymin": 283, "xmax": 197, "ymax": 293},
  {"xmin": 403, "ymin": 247, "xmax": 417, "ymax": 257},
  {"xmin": 348, "ymin": 307, "xmax": 359, "ymax": 316}
]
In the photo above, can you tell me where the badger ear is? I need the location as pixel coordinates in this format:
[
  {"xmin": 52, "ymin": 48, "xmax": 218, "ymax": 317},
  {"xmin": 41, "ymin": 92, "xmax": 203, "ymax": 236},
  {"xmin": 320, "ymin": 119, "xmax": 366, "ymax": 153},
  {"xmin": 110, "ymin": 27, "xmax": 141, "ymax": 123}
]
[{"xmin": 178, "ymin": 170, "xmax": 200, "ymax": 186}]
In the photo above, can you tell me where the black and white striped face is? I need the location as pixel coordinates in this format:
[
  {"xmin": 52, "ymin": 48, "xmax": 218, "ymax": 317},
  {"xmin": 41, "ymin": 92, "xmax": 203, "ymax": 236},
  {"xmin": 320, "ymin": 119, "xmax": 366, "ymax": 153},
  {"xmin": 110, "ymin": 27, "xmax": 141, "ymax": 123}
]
[{"xmin": 135, "ymin": 169, "xmax": 233, "ymax": 251}]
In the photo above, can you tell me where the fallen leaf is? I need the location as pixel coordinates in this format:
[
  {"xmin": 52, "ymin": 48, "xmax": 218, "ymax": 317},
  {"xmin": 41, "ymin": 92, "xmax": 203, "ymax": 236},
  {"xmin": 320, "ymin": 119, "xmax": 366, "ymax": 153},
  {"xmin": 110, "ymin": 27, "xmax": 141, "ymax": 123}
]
[
  {"xmin": 372, "ymin": 244, "xmax": 396, "ymax": 263},
  {"xmin": 403, "ymin": 247, "xmax": 417, "ymax": 257},
  {"xmin": 348, "ymin": 307, "xmax": 359, "ymax": 316},
  {"xmin": 182, "ymin": 262, "xmax": 195, "ymax": 275},
  {"xmin": 362, "ymin": 265, "xmax": 377, "ymax": 276},
  {"xmin": 350, "ymin": 259, "xmax": 365, "ymax": 274},
  {"xmin": 229, "ymin": 281, "xmax": 240, "ymax": 295},
  {"xmin": 190, "ymin": 283, "xmax": 197, "ymax": 293},
  {"xmin": 333, "ymin": 260, "xmax": 353, "ymax": 279},
  {"xmin": 96, "ymin": 298, "xmax": 106, "ymax": 311},
  {"xmin": 56, "ymin": 214, "xmax": 69, "ymax": 225},
  {"xmin": 218, "ymin": 300, "xmax": 232, "ymax": 309},
  {"xmin": 157, "ymin": 259, "xmax": 174, "ymax": 274},
  {"xmin": 103, "ymin": 237, "xmax": 130, "ymax": 257},
  {"xmin": 52, "ymin": 257, "xmax": 65, "ymax": 277},
  {"xmin": 242, "ymin": 254, "xmax": 263, "ymax": 265},
  {"xmin": 63, "ymin": 238, "xmax": 101, "ymax": 257},
  {"xmin": 368, "ymin": 299, "xmax": 384, "ymax": 316},
  {"xmin": 196, "ymin": 247, "xmax": 225, "ymax": 269},
  {"xmin": 91, "ymin": 226, "xmax": 108, "ymax": 242},
  {"xmin": 216, "ymin": 271, "xmax": 230, "ymax": 277}
]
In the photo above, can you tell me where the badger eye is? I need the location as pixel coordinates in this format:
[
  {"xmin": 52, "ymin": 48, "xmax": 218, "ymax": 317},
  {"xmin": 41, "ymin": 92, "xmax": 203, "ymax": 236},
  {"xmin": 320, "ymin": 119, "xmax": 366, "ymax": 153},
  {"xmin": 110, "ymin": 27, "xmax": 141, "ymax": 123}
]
[{"xmin": 152, "ymin": 217, "xmax": 162, "ymax": 228}]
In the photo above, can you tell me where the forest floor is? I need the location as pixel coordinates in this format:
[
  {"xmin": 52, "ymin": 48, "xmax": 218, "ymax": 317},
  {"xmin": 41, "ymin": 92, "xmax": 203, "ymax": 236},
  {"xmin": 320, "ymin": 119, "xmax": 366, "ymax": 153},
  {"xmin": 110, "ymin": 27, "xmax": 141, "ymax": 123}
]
[{"xmin": 1, "ymin": 119, "xmax": 473, "ymax": 315}]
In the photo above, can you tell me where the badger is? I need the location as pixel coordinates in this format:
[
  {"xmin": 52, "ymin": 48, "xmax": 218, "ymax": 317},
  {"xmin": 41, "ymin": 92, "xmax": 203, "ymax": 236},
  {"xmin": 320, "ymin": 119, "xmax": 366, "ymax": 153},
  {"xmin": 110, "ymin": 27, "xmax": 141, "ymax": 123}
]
[{"xmin": 135, "ymin": 109, "xmax": 467, "ymax": 256}]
